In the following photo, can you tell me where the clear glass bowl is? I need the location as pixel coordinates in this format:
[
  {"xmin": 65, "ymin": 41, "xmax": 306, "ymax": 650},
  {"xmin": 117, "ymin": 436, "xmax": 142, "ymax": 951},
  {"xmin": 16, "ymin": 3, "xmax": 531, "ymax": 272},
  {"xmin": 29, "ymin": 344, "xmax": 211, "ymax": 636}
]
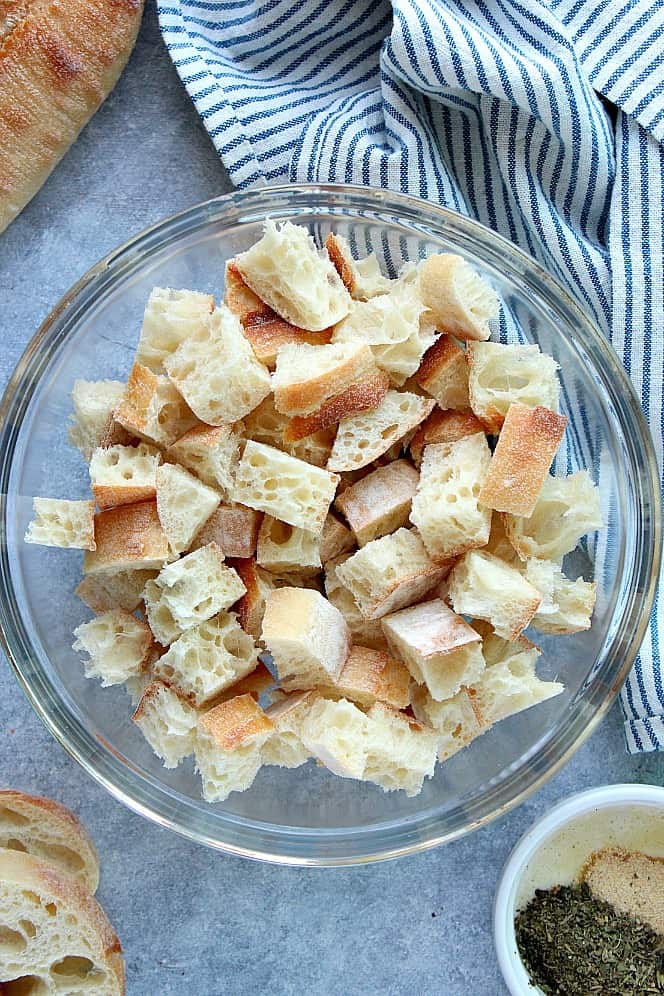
[{"xmin": 0, "ymin": 185, "xmax": 659, "ymax": 865}]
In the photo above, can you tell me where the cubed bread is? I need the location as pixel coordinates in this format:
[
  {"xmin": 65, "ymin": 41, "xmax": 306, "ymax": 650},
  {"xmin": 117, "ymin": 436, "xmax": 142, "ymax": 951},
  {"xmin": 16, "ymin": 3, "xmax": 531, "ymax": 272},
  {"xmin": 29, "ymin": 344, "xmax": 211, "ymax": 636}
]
[
  {"xmin": 410, "ymin": 686, "xmax": 484, "ymax": 761},
  {"xmin": 83, "ymin": 500, "xmax": 170, "ymax": 574},
  {"xmin": 419, "ymin": 254, "xmax": 498, "ymax": 341},
  {"xmin": 410, "ymin": 433, "xmax": 492, "ymax": 561},
  {"xmin": 467, "ymin": 341, "xmax": 560, "ymax": 433},
  {"xmin": 484, "ymin": 512, "xmax": 520, "ymax": 563},
  {"xmin": 335, "ymin": 458, "xmax": 418, "ymax": 546},
  {"xmin": 190, "ymin": 504, "xmax": 263, "ymax": 559},
  {"xmin": 153, "ymin": 611, "xmax": 259, "ymax": 706},
  {"xmin": 235, "ymin": 220, "xmax": 351, "ymax": 331},
  {"xmin": 68, "ymin": 378, "xmax": 127, "ymax": 460},
  {"xmin": 504, "ymin": 471, "xmax": 603, "ymax": 562},
  {"xmin": 156, "ymin": 462, "xmax": 221, "ymax": 554},
  {"xmin": 416, "ymin": 335, "xmax": 470, "ymax": 410},
  {"xmin": 115, "ymin": 362, "xmax": 198, "ymax": 447},
  {"xmin": 447, "ymin": 550, "xmax": 542, "ymax": 640},
  {"xmin": 73, "ymin": 609, "xmax": 153, "ymax": 686},
  {"xmin": 89, "ymin": 442, "xmax": 161, "ymax": 509},
  {"xmin": 335, "ymin": 527, "xmax": 449, "ymax": 620},
  {"xmin": 224, "ymin": 259, "xmax": 269, "ymax": 318},
  {"xmin": 257, "ymin": 516, "xmax": 321, "ymax": 575},
  {"xmin": 233, "ymin": 440, "xmax": 339, "ymax": 533},
  {"xmin": 97, "ymin": 414, "xmax": 138, "ymax": 450},
  {"xmin": 25, "ymin": 498, "xmax": 96, "ymax": 551},
  {"xmin": 381, "ymin": 599, "xmax": 485, "ymax": 701},
  {"xmin": 325, "ymin": 232, "xmax": 393, "ymax": 300},
  {"xmin": 324, "ymin": 555, "xmax": 390, "ymax": 651},
  {"xmin": 471, "ymin": 619, "xmax": 536, "ymax": 666},
  {"xmin": 231, "ymin": 558, "xmax": 276, "ymax": 641},
  {"xmin": 143, "ymin": 543, "xmax": 246, "ymax": 645},
  {"xmin": 273, "ymin": 341, "xmax": 379, "ymax": 416},
  {"xmin": 283, "ymin": 369, "xmax": 390, "ymax": 441},
  {"xmin": 135, "ymin": 287, "xmax": 214, "ymax": 372},
  {"xmin": 261, "ymin": 587, "xmax": 350, "ymax": 686},
  {"xmin": 262, "ymin": 690, "xmax": 315, "ymax": 768},
  {"xmin": 409, "ymin": 407, "xmax": 486, "ymax": 466},
  {"xmin": 469, "ymin": 649, "xmax": 563, "ymax": 725},
  {"xmin": 132, "ymin": 680, "xmax": 199, "ymax": 768},
  {"xmin": 319, "ymin": 511, "xmax": 355, "ymax": 564},
  {"xmin": 76, "ymin": 568, "xmax": 157, "ymax": 614},
  {"xmin": 327, "ymin": 390, "xmax": 434, "ymax": 472},
  {"xmin": 243, "ymin": 394, "xmax": 335, "ymax": 468},
  {"xmin": 211, "ymin": 662, "xmax": 275, "ymax": 705},
  {"xmin": 300, "ymin": 696, "xmax": 370, "ymax": 778},
  {"xmin": 525, "ymin": 559, "xmax": 597, "ymax": 634},
  {"xmin": 166, "ymin": 422, "xmax": 244, "ymax": 496},
  {"xmin": 479, "ymin": 404, "xmax": 567, "ymax": 516},
  {"xmin": 313, "ymin": 644, "xmax": 411, "ymax": 710},
  {"xmin": 195, "ymin": 694, "xmax": 273, "ymax": 802},
  {"xmin": 363, "ymin": 703, "xmax": 438, "ymax": 796},
  {"xmin": 163, "ymin": 304, "xmax": 271, "ymax": 425}
]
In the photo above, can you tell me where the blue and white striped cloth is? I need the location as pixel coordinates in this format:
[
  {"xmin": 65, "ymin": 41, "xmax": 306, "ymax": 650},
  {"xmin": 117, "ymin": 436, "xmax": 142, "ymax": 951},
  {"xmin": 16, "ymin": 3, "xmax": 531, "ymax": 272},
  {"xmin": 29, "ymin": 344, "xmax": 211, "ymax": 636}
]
[{"xmin": 158, "ymin": 0, "xmax": 664, "ymax": 752}]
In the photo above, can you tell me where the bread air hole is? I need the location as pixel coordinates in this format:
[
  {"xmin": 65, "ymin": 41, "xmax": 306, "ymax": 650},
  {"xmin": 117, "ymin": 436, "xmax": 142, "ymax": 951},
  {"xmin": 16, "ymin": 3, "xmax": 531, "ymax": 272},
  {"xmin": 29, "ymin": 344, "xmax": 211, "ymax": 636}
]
[
  {"xmin": 0, "ymin": 806, "xmax": 29, "ymax": 826},
  {"xmin": 0, "ymin": 924, "xmax": 28, "ymax": 953},
  {"xmin": 50, "ymin": 955, "xmax": 98, "ymax": 979},
  {"xmin": 3, "ymin": 837, "xmax": 28, "ymax": 851},
  {"xmin": 3, "ymin": 976, "xmax": 49, "ymax": 996}
]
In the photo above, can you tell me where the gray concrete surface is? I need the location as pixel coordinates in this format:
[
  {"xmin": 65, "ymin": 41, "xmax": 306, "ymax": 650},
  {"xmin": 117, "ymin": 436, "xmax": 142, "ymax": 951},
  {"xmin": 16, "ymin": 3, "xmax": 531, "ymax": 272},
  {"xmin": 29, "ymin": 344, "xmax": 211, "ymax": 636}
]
[{"xmin": 0, "ymin": 5, "xmax": 662, "ymax": 995}]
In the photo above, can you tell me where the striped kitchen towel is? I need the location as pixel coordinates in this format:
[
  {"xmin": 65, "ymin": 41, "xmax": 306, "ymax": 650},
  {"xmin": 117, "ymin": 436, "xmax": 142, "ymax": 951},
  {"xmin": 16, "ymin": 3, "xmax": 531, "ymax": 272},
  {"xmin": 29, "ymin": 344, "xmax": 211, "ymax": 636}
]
[{"xmin": 158, "ymin": 0, "xmax": 664, "ymax": 752}]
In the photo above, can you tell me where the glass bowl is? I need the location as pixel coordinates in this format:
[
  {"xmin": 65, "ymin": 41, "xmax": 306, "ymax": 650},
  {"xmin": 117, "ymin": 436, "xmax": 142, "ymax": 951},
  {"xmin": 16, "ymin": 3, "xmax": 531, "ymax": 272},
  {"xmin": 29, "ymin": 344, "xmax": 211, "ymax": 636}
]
[{"xmin": 0, "ymin": 185, "xmax": 659, "ymax": 865}]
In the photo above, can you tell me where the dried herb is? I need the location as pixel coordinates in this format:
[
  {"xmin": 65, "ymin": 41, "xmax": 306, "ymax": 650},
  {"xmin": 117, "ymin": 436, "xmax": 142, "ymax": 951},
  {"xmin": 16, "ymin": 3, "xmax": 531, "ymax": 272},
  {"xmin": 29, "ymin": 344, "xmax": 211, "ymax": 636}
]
[{"xmin": 515, "ymin": 882, "xmax": 664, "ymax": 995}]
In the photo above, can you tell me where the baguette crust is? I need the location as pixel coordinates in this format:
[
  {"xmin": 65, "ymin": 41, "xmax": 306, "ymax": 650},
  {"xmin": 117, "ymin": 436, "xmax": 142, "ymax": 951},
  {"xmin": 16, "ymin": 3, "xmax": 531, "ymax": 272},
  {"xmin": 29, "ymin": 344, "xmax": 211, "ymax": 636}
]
[
  {"xmin": 313, "ymin": 644, "xmax": 411, "ymax": 710},
  {"xmin": 229, "ymin": 557, "xmax": 274, "ymax": 640},
  {"xmin": 209, "ymin": 662, "xmax": 275, "ymax": 705},
  {"xmin": 319, "ymin": 511, "xmax": 355, "ymax": 564},
  {"xmin": 283, "ymin": 369, "xmax": 390, "ymax": 441},
  {"xmin": 191, "ymin": 504, "xmax": 263, "ymax": 559},
  {"xmin": 273, "ymin": 342, "xmax": 378, "ymax": 416},
  {"xmin": 420, "ymin": 254, "xmax": 498, "ymax": 341},
  {"xmin": 83, "ymin": 500, "xmax": 169, "ymax": 574},
  {"xmin": 409, "ymin": 408, "xmax": 485, "ymax": 465},
  {"xmin": 335, "ymin": 458, "xmax": 419, "ymax": 546},
  {"xmin": 197, "ymin": 693, "xmax": 273, "ymax": 751},
  {"xmin": 416, "ymin": 334, "xmax": 470, "ymax": 410}
]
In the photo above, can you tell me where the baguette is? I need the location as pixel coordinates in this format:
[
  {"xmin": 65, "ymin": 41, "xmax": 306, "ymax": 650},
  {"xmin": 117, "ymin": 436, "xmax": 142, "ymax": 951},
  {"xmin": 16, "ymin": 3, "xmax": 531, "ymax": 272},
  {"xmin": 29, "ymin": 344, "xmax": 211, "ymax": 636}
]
[
  {"xmin": 82, "ymin": 500, "xmax": 169, "ymax": 574},
  {"xmin": 410, "ymin": 687, "xmax": 484, "ymax": 761},
  {"xmin": 283, "ymin": 369, "xmax": 390, "ymax": 441},
  {"xmin": 135, "ymin": 288, "xmax": 214, "ymax": 373},
  {"xmin": 25, "ymin": 498, "xmax": 96, "ymax": 551},
  {"xmin": 468, "ymin": 649, "xmax": 563, "ymax": 725},
  {"xmin": 299, "ymin": 696, "xmax": 369, "ymax": 779},
  {"xmin": 467, "ymin": 341, "xmax": 560, "ymax": 434},
  {"xmin": 419, "ymin": 254, "xmax": 498, "ymax": 341},
  {"xmin": 319, "ymin": 511, "xmax": 355, "ymax": 564},
  {"xmin": 75, "ymin": 569, "xmax": 157, "ymax": 614},
  {"xmin": 261, "ymin": 587, "xmax": 350, "ymax": 686},
  {"xmin": 409, "ymin": 407, "xmax": 486, "ymax": 466},
  {"xmin": 327, "ymin": 390, "xmax": 434, "ymax": 472},
  {"xmin": 363, "ymin": 703, "xmax": 438, "ymax": 796},
  {"xmin": 447, "ymin": 550, "xmax": 541, "ymax": 640},
  {"xmin": 165, "ymin": 423, "xmax": 244, "ymax": 496},
  {"xmin": 194, "ymin": 694, "xmax": 273, "ymax": 802},
  {"xmin": 210, "ymin": 662, "xmax": 275, "ymax": 705},
  {"xmin": 68, "ymin": 380, "xmax": 128, "ymax": 461},
  {"xmin": 306, "ymin": 644, "xmax": 411, "ymax": 711},
  {"xmin": 416, "ymin": 335, "xmax": 470, "ymax": 410},
  {"xmin": 325, "ymin": 233, "xmax": 393, "ymax": 300},
  {"xmin": 335, "ymin": 459, "xmax": 419, "ymax": 546},
  {"xmin": 132, "ymin": 680, "xmax": 198, "ymax": 768},
  {"xmin": 115, "ymin": 363, "xmax": 197, "ymax": 448},
  {"xmin": 525, "ymin": 559, "xmax": 597, "ymax": 634},
  {"xmin": 243, "ymin": 394, "xmax": 335, "ymax": 468},
  {"xmin": 504, "ymin": 471, "xmax": 603, "ymax": 562},
  {"xmin": 190, "ymin": 504, "xmax": 262, "ymax": 559},
  {"xmin": 262, "ymin": 690, "xmax": 315, "ymax": 768},
  {"xmin": 324, "ymin": 555, "xmax": 390, "ymax": 652},
  {"xmin": 155, "ymin": 463, "xmax": 221, "ymax": 555},
  {"xmin": 89, "ymin": 442, "xmax": 161, "ymax": 510},
  {"xmin": 272, "ymin": 342, "xmax": 379, "ymax": 416},
  {"xmin": 230, "ymin": 557, "xmax": 276, "ymax": 642},
  {"xmin": 73, "ymin": 609, "xmax": 153, "ymax": 687},
  {"xmin": 256, "ymin": 517, "xmax": 321, "ymax": 575}
]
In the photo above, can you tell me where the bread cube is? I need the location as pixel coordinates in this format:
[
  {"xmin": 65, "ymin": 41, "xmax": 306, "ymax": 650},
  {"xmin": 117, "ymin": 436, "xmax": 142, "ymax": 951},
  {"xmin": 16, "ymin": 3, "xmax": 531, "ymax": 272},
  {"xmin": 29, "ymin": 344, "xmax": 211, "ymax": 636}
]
[
  {"xmin": 261, "ymin": 587, "xmax": 350, "ymax": 686},
  {"xmin": 480, "ymin": 404, "xmax": 567, "ymax": 517},
  {"xmin": 143, "ymin": 544, "xmax": 245, "ymax": 645},
  {"xmin": 135, "ymin": 287, "xmax": 214, "ymax": 372},
  {"xmin": 132, "ymin": 680, "xmax": 199, "ymax": 768},
  {"xmin": 327, "ymin": 390, "xmax": 434, "ymax": 472},
  {"xmin": 525, "ymin": 559, "xmax": 597, "ymax": 634},
  {"xmin": 211, "ymin": 662, "xmax": 275, "ymax": 705},
  {"xmin": 319, "ymin": 511, "xmax": 355, "ymax": 564},
  {"xmin": 243, "ymin": 394, "xmax": 335, "ymax": 468},
  {"xmin": 504, "ymin": 471, "xmax": 603, "ymax": 562},
  {"xmin": 235, "ymin": 220, "xmax": 351, "ymax": 331},
  {"xmin": 195, "ymin": 694, "xmax": 273, "ymax": 802},
  {"xmin": 68, "ymin": 379, "xmax": 127, "ymax": 460},
  {"xmin": 467, "ymin": 341, "xmax": 560, "ymax": 433},
  {"xmin": 156, "ymin": 463, "xmax": 221, "ymax": 555},
  {"xmin": 164, "ymin": 305, "xmax": 271, "ymax": 425},
  {"xmin": 115, "ymin": 363, "xmax": 198, "ymax": 447},
  {"xmin": 420, "ymin": 254, "xmax": 499, "ymax": 341},
  {"xmin": 283, "ymin": 369, "xmax": 390, "ymax": 441},
  {"xmin": 448, "ymin": 550, "xmax": 541, "ymax": 640},
  {"xmin": 231, "ymin": 558, "xmax": 276, "ymax": 641},
  {"xmin": 83, "ymin": 500, "xmax": 170, "ymax": 574},
  {"xmin": 166, "ymin": 423, "xmax": 244, "ymax": 496},
  {"xmin": 273, "ymin": 341, "xmax": 379, "ymax": 416},
  {"xmin": 73, "ymin": 609, "xmax": 153, "ymax": 686},
  {"xmin": 300, "ymin": 696, "xmax": 370, "ymax": 779},
  {"xmin": 324, "ymin": 555, "xmax": 390, "ymax": 651},
  {"xmin": 224, "ymin": 260, "xmax": 269, "ymax": 319},
  {"xmin": 154, "ymin": 611, "xmax": 259, "ymax": 706},
  {"xmin": 471, "ymin": 619, "xmax": 536, "ymax": 666},
  {"xmin": 89, "ymin": 442, "xmax": 161, "ymax": 510},
  {"xmin": 484, "ymin": 512, "xmax": 520, "ymax": 564},
  {"xmin": 233, "ymin": 441, "xmax": 339, "ymax": 534},
  {"xmin": 409, "ymin": 407, "xmax": 486, "ymax": 466},
  {"xmin": 410, "ymin": 433, "xmax": 492, "ymax": 561},
  {"xmin": 410, "ymin": 687, "xmax": 484, "ymax": 761},
  {"xmin": 469, "ymin": 650, "xmax": 563, "ymax": 725},
  {"xmin": 335, "ymin": 528, "xmax": 449, "ymax": 620},
  {"xmin": 262, "ymin": 690, "xmax": 315, "ymax": 768},
  {"xmin": 325, "ymin": 232, "xmax": 393, "ymax": 300},
  {"xmin": 311, "ymin": 645, "xmax": 411, "ymax": 710},
  {"xmin": 257, "ymin": 517, "xmax": 321, "ymax": 575},
  {"xmin": 364, "ymin": 703, "xmax": 438, "ymax": 796},
  {"xmin": 335, "ymin": 459, "xmax": 419, "ymax": 546},
  {"xmin": 190, "ymin": 504, "xmax": 262, "ymax": 559},
  {"xmin": 416, "ymin": 335, "xmax": 470, "ymax": 410},
  {"xmin": 76, "ymin": 568, "xmax": 157, "ymax": 614},
  {"xmin": 381, "ymin": 599, "xmax": 485, "ymax": 701},
  {"xmin": 25, "ymin": 498, "xmax": 96, "ymax": 551}
]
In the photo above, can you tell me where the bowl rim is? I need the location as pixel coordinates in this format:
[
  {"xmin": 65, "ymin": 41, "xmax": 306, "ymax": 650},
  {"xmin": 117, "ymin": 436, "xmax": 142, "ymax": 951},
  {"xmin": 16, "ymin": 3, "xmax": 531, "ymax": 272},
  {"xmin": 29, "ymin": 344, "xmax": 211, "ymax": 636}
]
[
  {"xmin": 493, "ymin": 783, "xmax": 664, "ymax": 995},
  {"xmin": 0, "ymin": 182, "xmax": 660, "ymax": 865}
]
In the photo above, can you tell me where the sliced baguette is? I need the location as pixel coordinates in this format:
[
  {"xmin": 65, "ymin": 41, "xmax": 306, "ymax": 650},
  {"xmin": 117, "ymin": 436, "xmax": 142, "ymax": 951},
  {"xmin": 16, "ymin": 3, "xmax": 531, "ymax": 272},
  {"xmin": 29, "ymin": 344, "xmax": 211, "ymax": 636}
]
[
  {"xmin": 419, "ymin": 254, "xmax": 498, "ymax": 341},
  {"xmin": 132, "ymin": 680, "xmax": 198, "ymax": 768},
  {"xmin": 363, "ymin": 703, "xmax": 438, "ymax": 796},
  {"xmin": 319, "ymin": 511, "xmax": 355, "ymax": 564},
  {"xmin": 299, "ymin": 696, "xmax": 369, "ymax": 779},
  {"xmin": 324, "ymin": 555, "xmax": 390, "ymax": 652},
  {"xmin": 230, "ymin": 558, "xmax": 276, "ymax": 642},
  {"xmin": 309, "ymin": 644, "xmax": 411, "ymax": 710},
  {"xmin": 468, "ymin": 649, "xmax": 563, "ymax": 725},
  {"xmin": 25, "ymin": 498, "xmax": 96, "ymax": 551},
  {"xmin": 467, "ymin": 341, "xmax": 560, "ymax": 434},
  {"xmin": 256, "ymin": 517, "xmax": 321, "ymax": 575},
  {"xmin": 283, "ymin": 369, "xmax": 390, "ymax": 441},
  {"xmin": 194, "ymin": 694, "xmax": 273, "ymax": 802},
  {"xmin": 190, "ymin": 504, "xmax": 263, "ymax": 559},
  {"xmin": 165, "ymin": 423, "xmax": 244, "ymax": 496},
  {"xmin": 68, "ymin": 380, "xmax": 127, "ymax": 461},
  {"xmin": 335, "ymin": 458, "xmax": 419, "ymax": 546},
  {"xmin": 416, "ymin": 334, "xmax": 470, "ymax": 410},
  {"xmin": 135, "ymin": 287, "xmax": 214, "ymax": 373},
  {"xmin": 75, "ymin": 569, "xmax": 157, "ymax": 614},
  {"xmin": 410, "ymin": 687, "xmax": 484, "ymax": 761},
  {"xmin": 409, "ymin": 407, "xmax": 487, "ymax": 466},
  {"xmin": 89, "ymin": 442, "xmax": 161, "ymax": 510},
  {"xmin": 448, "ymin": 550, "xmax": 541, "ymax": 641},
  {"xmin": 115, "ymin": 363, "xmax": 197, "ymax": 448},
  {"xmin": 325, "ymin": 233, "xmax": 393, "ymax": 300},
  {"xmin": 73, "ymin": 610, "xmax": 153, "ymax": 687},
  {"xmin": 156, "ymin": 463, "xmax": 221, "ymax": 555},
  {"xmin": 262, "ymin": 690, "xmax": 315, "ymax": 768},
  {"xmin": 82, "ymin": 500, "xmax": 169, "ymax": 574},
  {"xmin": 261, "ymin": 587, "xmax": 350, "ymax": 686},
  {"xmin": 327, "ymin": 390, "xmax": 434, "ymax": 472},
  {"xmin": 272, "ymin": 341, "xmax": 379, "ymax": 416},
  {"xmin": 504, "ymin": 471, "xmax": 603, "ymax": 562},
  {"xmin": 243, "ymin": 393, "xmax": 335, "ymax": 468}
]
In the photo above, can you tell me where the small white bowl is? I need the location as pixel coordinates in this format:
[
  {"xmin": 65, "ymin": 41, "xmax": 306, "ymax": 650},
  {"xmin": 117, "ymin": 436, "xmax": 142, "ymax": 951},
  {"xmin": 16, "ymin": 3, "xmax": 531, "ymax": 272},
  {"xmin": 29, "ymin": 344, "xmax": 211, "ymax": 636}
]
[{"xmin": 494, "ymin": 783, "xmax": 664, "ymax": 995}]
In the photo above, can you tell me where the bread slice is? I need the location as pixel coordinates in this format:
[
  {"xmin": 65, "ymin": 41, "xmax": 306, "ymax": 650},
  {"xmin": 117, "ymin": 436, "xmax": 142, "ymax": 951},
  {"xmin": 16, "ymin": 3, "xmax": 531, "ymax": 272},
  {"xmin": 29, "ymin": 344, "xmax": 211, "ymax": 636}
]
[
  {"xmin": 115, "ymin": 363, "xmax": 198, "ymax": 448},
  {"xmin": 190, "ymin": 504, "xmax": 263, "ymax": 559},
  {"xmin": 262, "ymin": 690, "xmax": 315, "ymax": 768},
  {"xmin": 68, "ymin": 379, "xmax": 127, "ymax": 461},
  {"xmin": 230, "ymin": 558, "xmax": 276, "ymax": 642},
  {"xmin": 135, "ymin": 287, "xmax": 214, "ymax": 372},
  {"xmin": 335, "ymin": 458, "xmax": 419, "ymax": 546},
  {"xmin": 300, "ymin": 696, "xmax": 370, "ymax": 779},
  {"xmin": 233, "ymin": 440, "xmax": 339, "ymax": 534},
  {"xmin": 410, "ymin": 687, "xmax": 484, "ymax": 761},
  {"xmin": 410, "ymin": 432, "xmax": 492, "ymax": 561},
  {"xmin": 409, "ymin": 407, "xmax": 486, "ymax": 466},
  {"xmin": 89, "ymin": 442, "xmax": 161, "ymax": 510},
  {"xmin": 143, "ymin": 543, "xmax": 245, "ymax": 645},
  {"xmin": 325, "ymin": 232, "xmax": 393, "ymax": 300},
  {"xmin": 256, "ymin": 517, "xmax": 321, "ymax": 575},
  {"xmin": 272, "ymin": 341, "xmax": 379, "ymax": 416},
  {"xmin": 363, "ymin": 703, "xmax": 438, "ymax": 796},
  {"xmin": 0, "ymin": 791, "xmax": 99, "ymax": 893},
  {"xmin": 467, "ymin": 341, "xmax": 560, "ymax": 434},
  {"xmin": 448, "ymin": 550, "xmax": 541, "ymax": 641},
  {"xmin": 468, "ymin": 649, "xmax": 563, "ymax": 724},
  {"xmin": 327, "ymin": 390, "xmax": 434, "ymax": 472},
  {"xmin": 479, "ymin": 404, "xmax": 567, "ymax": 516},
  {"xmin": 381, "ymin": 599, "xmax": 485, "ymax": 701},
  {"xmin": 309, "ymin": 644, "xmax": 411, "ymax": 710},
  {"xmin": 194, "ymin": 694, "xmax": 273, "ymax": 802},
  {"xmin": 504, "ymin": 471, "xmax": 603, "ymax": 562},
  {"xmin": 420, "ymin": 254, "xmax": 498, "ymax": 341},
  {"xmin": 165, "ymin": 423, "xmax": 244, "ymax": 496},
  {"xmin": 283, "ymin": 369, "xmax": 390, "ymax": 441},
  {"xmin": 416, "ymin": 335, "xmax": 470, "ymax": 410},
  {"xmin": 261, "ymin": 587, "xmax": 350, "ymax": 686},
  {"xmin": 525, "ymin": 559, "xmax": 597, "ymax": 634},
  {"xmin": 583, "ymin": 848, "xmax": 664, "ymax": 936},
  {"xmin": 155, "ymin": 462, "xmax": 221, "ymax": 555},
  {"xmin": 25, "ymin": 498, "xmax": 96, "ymax": 551},
  {"xmin": 73, "ymin": 609, "xmax": 153, "ymax": 686},
  {"xmin": 0, "ymin": 849, "xmax": 124, "ymax": 995},
  {"xmin": 75, "ymin": 569, "xmax": 157, "ymax": 614},
  {"xmin": 82, "ymin": 500, "xmax": 169, "ymax": 574},
  {"xmin": 235, "ymin": 220, "xmax": 351, "ymax": 331},
  {"xmin": 324, "ymin": 555, "xmax": 390, "ymax": 652},
  {"xmin": 153, "ymin": 612, "xmax": 259, "ymax": 707},
  {"xmin": 319, "ymin": 511, "xmax": 355, "ymax": 564},
  {"xmin": 243, "ymin": 393, "xmax": 335, "ymax": 468},
  {"xmin": 132, "ymin": 680, "xmax": 198, "ymax": 768}
]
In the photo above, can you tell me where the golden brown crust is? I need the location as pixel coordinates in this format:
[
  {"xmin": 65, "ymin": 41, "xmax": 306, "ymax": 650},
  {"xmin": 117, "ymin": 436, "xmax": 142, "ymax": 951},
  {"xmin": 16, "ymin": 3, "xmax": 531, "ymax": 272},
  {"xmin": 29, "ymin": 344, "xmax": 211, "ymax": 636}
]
[
  {"xmin": 336, "ymin": 644, "xmax": 411, "ymax": 709},
  {"xmin": 409, "ymin": 408, "xmax": 485, "ymax": 465},
  {"xmin": 325, "ymin": 232, "xmax": 355, "ymax": 294},
  {"xmin": 114, "ymin": 362, "xmax": 157, "ymax": 436},
  {"xmin": 198, "ymin": 693, "xmax": 273, "ymax": 751},
  {"xmin": 275, "ymin": 345, "xmax": 377, "ymax": 416},
  {"xmin": 224, "ymin": 261, "xmax": 268, "ymax": 318},
  {"xmin": 97, "ymin": 414, "xmax": 138, "ymax": 449},
  {"xmin": 191, "ymin": 504, "xmax": 263, "ymax": 559},
  {"xmin": 335, "ymin": 459, "xmax": 419, "ymax": 546},
  {"xmin": 83, "ymin": 499, "xmax": 169, "ymax": 574},
  {"xmin": 230, "ymin": 557, "xmax": 264, "ymax": 636},
  {"xmin": 479, "ymin": 403, "xmax": 567, "ymax": 516},
  {"xmin": 92, "ymin": 482, "xmax": 156, "ymax": 510},
  {"xmin": 416, "ymin": 334, "xmax": 464, "ymax": 389},
  {"xmin": 283, "ymin": 369, "xmax": 390, "ymax": 441}
]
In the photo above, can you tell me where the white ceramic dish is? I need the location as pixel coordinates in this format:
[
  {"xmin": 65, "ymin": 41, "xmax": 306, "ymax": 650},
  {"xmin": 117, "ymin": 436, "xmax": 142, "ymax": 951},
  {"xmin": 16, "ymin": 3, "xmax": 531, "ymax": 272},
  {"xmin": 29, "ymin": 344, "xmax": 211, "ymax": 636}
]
[{"xmin": 493, "ymin": 783, "xmax": 664, "ymax": 995}]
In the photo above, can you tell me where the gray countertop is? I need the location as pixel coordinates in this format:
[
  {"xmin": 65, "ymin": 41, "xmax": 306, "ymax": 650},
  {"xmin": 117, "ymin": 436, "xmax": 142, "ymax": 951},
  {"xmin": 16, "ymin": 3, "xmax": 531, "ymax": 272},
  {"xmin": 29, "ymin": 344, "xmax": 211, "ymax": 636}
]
[{"xmin": 1, "ymin": 6, "xmax": 662, "ymax": 995}]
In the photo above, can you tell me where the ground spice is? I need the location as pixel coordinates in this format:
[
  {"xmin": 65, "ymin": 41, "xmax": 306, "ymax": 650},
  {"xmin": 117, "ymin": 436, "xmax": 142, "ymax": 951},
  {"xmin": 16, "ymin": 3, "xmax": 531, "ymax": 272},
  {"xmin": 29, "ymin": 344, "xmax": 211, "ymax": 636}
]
[{"xmin": 514, "ymin": 882, "xmax": 664, "ymax": 995}]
